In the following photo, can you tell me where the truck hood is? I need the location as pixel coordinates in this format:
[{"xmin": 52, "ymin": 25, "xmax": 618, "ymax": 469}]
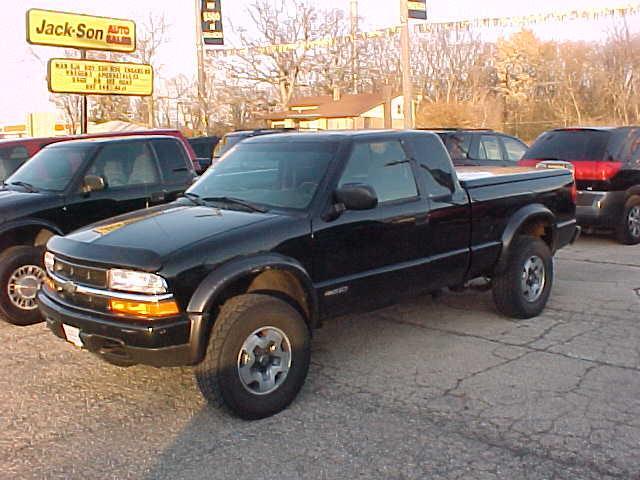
[
  {"xmin": 0, "ymin": 189, "xmax": 59, "ymax": 222},
  {"xmin": 49, "ymin": 203, "xmax": 280, "ymax": 271}
]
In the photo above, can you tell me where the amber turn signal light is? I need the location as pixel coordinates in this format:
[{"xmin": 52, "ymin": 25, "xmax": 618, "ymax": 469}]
[{"xmin": 109, "ymin": 299, "xmax": 180, "ymax": 317}]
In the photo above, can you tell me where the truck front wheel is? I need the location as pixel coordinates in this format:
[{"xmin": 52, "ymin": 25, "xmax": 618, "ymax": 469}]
[
  {"xmin": 492, "ymin": 236, "xmax": 553, "ymax": 319},
  {"xmin": 195, "ymin": 294, "xmax": 311, "ymax": 419},
  {"xmin": 0, "ymin": 246, "xmax": 46, "ymax": 325}
]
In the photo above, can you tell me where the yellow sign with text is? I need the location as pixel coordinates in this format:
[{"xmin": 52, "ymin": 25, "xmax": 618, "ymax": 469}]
[
  {"xmin": 27, "ymin": 9, "xmax": 136, "ymax": 52},
  {"xmin": 48, "ymin": 59, "xmax": 153, "ymax": 96}
]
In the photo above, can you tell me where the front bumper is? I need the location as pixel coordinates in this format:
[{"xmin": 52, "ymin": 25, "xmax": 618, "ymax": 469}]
[
  {"xmin": 39, "ymin": 289, "xmax": 204, "ymax": 367},
  {"xmin": 576, "ymin": 190, "xmax": 625, "ymax": 228}
]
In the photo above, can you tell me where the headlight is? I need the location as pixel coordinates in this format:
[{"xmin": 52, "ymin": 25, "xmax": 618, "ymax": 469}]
[
  {"xmin": 44, "ymin": 252, "xmax": 55, "ymax": 272},
  {"xmin": 108, "ymin": 269, "xmax": 168, "ymax": 295}
]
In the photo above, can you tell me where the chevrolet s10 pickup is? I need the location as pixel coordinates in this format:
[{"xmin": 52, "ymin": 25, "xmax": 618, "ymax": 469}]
[{"xmin": 39, "ymin": 130, "xmax": 579, "ymax": 419}]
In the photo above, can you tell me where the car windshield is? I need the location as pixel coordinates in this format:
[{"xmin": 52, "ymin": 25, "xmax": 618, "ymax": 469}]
[
  {"xmin": 213, "ymin": 134, "xmax": 244, "ymax": 158},
  {"xmin": 188, "ymin": 141, "xmax": 338, "ymax": 210},
  {"xmin": 524, "ymin": 130, "xmax": 612, "ymax": 161},
  {"xmin": 5, "ymin": 144, "xmax": 94, "ymax": 192}
]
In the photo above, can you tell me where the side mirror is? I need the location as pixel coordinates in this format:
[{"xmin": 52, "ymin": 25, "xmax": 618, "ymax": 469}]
[
  {"xmin": 334, "ymin": 183, "xmax": 378, "ymax": 211},
  {"xmin": 82, "ymin": 175, "xmax": 105, "ymax": 193}
]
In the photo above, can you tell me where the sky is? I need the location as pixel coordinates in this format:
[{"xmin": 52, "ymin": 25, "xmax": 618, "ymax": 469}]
[{"xmin": 1, "ymin": 0, "xmax": 636, "ymax": 125}]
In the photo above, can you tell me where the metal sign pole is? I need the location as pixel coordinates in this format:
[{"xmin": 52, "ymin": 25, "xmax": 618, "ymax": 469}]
[
  {"xmin": 400, "ymin": 0, "xmax": 413, "ymax": 129},
  {"xmin": 195, "ymin": 0, "xmax": 207, "ymax": 133},
  {"xmin": 80, "ymin": 49, "xmax": 88, "ymax": 134}
]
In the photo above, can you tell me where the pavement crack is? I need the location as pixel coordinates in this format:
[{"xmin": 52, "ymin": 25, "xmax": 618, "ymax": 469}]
[{"xmin": 373, "ymin": 311, "xmax": 640, "ymax": 374}]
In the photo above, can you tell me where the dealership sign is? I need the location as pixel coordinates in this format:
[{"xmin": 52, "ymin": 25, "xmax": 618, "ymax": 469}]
[
  {"xmin": 408, "ymin": 1, "xmax": 427, "ymax": 20},
  {"xmin": 48, "ymin": 59, "xmax": 153, "ymax": 96},
  {"xmin": 27, "ymin": 9, "xmax": 136, "ymax": 52},
  {"xmin": 201, "ymin": 0, "xmax": 224, "ymax": 45}
]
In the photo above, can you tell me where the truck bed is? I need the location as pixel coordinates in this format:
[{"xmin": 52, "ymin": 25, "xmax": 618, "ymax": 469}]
[{"xmin": 455, "ymin": 166, "xmax": 572, "ymax": 189}]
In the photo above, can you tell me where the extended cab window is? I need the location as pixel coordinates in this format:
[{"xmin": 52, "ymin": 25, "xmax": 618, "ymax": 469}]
[
  {"xmin": 88, "ymin": 141, "xmax": 160, "ymax": 188},
  {"xmin": 152, "ymin": 138, "xmax": 192, "ymax": 183},
  {"xmin": 410, "ymin": 136, "xmax": 455, "ymax": 197},
  {"xmin": 339, "ymin": 141, "xmax": 418, "ymax": 203}
]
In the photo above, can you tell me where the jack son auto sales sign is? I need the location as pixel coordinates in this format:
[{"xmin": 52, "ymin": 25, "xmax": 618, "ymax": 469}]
[{"xmin": 27, "ymin": 9, "xmax": 136, "ymax": 53}]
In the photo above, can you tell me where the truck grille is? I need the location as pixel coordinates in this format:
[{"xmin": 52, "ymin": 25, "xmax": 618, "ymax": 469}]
[{"xmin": 52, "ymin": 258, "xmax": 108, "ymax": 289}]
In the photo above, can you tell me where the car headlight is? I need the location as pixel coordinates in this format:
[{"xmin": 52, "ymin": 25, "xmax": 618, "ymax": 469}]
[{"xmin": 108, "ymin": 269, "xmax": 168, "ymax": 295}]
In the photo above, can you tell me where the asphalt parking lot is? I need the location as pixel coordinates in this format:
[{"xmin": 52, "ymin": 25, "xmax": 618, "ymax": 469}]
[{"xmin": 1, "ymin": 235, "xmax": 639, "ymax": 480}]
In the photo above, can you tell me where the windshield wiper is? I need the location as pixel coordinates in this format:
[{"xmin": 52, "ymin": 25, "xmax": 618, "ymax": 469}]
[
  {"xmin": 10, "ymin": 181, "xmax": 38, "ymax": 193},
  {"xmin": 183, "ymin": 192, "xmax": 206, "ymax": 206},
  {"xmin": 202, "ymin": 196, "xmax": 269, "ymax": 213}
]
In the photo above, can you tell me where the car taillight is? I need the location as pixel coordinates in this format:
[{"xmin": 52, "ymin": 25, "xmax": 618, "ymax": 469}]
[
  {"xmin": 597, "ymin": 161, "xmax": 623, "ymax": 180},
  {"xmin": 570, "ymin": 182, "xmax": 577, "ymax": 203},
  {"xmin": 570, "ymin": 161, "xmax": 623, "ymax": 181}
]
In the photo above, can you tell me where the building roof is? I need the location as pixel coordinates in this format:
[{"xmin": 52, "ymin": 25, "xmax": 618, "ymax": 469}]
[{"xmin": 264, "ymin": 92, "xmax": 398, "ymax": 121}]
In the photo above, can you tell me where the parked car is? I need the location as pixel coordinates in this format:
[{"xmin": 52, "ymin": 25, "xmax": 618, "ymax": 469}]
[
  {"xmin": 188, "ymin": 136, "xmax": 220, "ymax": 172},
  {"xmin": 519, "ymin": 127, "xmax": 640, "ymax": 244},
  {"xmin": 425, "ymin": 129, "xmax": 528, "ymax": 166},
  {"xmin": 0, "ymin": 137, "xmax": 67, "ymax": 181},
  {"xmin": 212, "ymin": 128, "xmax": 297, "ymax": 164},
  {"xmin": 0, "ymin": 135, "xmax": 196, "ymax": 325},
  {"xmin": 41, "ymin": 130, "xmax": 578, "ymax": 419},
  {"xmin": 0, "ymin": 129, "xmax": 200, "ymax": 180}
]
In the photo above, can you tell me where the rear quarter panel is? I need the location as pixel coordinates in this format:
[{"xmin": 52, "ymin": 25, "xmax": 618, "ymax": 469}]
[{"xmin": 462, "ymin": 170, "xmax": 575, "ymax": 277}]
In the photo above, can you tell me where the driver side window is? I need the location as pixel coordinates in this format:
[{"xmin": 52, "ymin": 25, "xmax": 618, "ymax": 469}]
[
  {"xmin": 87, "ymin": 141, "xmax": 159, "ymax": 189},
  {"xmin": 339, "ymin": 141, "xmax": 418, "ymax": 204}
]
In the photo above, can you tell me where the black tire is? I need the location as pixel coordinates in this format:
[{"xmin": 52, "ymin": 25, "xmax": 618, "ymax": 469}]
[
  {"xmin": 194, "ymin": 294, "xmax": 311, "ymax": 420},
  {"xmin": 0, "ymin": 246, "xmax": 46, "ymax": 326},
  {"xmin": 492, "ymin": 236, "xmax": 553, "ymax": 319},
  {"xmin": 615, "ymin": 197, "xmax": 640, "ymax": 245}
]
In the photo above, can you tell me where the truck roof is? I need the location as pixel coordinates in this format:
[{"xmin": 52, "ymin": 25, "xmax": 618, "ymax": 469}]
[
  {"xmin": 241, "ymin": 129, "xmax": 433, "ymax": 143},
  {"xmin": 45, "ymin": 135, "xmax": 183, "ymax": 147}
]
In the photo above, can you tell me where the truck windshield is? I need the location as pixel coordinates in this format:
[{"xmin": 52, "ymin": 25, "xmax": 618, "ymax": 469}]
[
  {"xmin": 524, "ymin": 130, "xmax": 612, "ymax": 161},
  {"xmin": 188, "ymin": 141, "xmax": 338, "ymax": 210},
  {"xmin": 5, "ymin": 144, "xmax": 94, "ymax": 192}
]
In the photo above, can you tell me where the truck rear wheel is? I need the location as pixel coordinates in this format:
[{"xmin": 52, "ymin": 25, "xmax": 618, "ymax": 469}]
[
  {"xmin": 195, "ymin": 294, "xmax": 311, "ymax": 419},
  {"xmin": 0, "ymin": 246, "xmax": 46, "ymax": 326},
  {"xmin": 616, "ymin": 197, "xmax": 640, "ymax": 245},
  {"xmin": 492, "ymin": 236, "xmax": 553, "ymax": 319}
]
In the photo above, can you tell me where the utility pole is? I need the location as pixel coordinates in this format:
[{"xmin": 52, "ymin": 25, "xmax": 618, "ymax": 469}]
[
  {"xmin": 400, "ymin": 0, "xmax": 413, "ymax": 128},
  {"xmin": 350, "ymin": 0, "xmax": 359, "ymax": 94},
  {"xmin": 195, "ymin": 0, "xmax": 207, "ymax": 133},
  {"xmin": 79, "ymin": 49, "xmax": 88, "ymax": 134}
]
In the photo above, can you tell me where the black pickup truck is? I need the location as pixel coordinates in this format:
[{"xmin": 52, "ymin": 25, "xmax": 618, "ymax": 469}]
[
  {"xmin": 0, "ymin": 135, "xmax": 196, "ymax": 325},
  {"xmin": 39, "ymin": 130, "xmax": 579, "ymax": 419}
]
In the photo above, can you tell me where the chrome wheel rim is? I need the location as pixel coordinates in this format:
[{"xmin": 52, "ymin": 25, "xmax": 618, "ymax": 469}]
[
  {"xmin": 627, "ymin": 206, "xmax": 640, "ymax": 239},
  {"xmin": 237, "ymin": 326, "xmax": 292, "ymax": 395},
  {"xmin": 521, "ymin": 255, "xmax": 546, "ymax": 303},
  {"xmin": 7, "ymin": 265, "xmax": 45, "ymax": 310}
]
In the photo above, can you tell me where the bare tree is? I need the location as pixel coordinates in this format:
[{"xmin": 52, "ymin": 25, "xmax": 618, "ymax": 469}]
[
  {"xmin": 132, "ymin": 13, "xmax": 170, "ymax": 127},
  {"xmin": 219, "ymin": 0, "xmax": 339, "ymax": 108}
]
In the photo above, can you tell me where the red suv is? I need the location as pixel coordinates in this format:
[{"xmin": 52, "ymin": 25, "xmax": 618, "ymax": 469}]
[
  {"xmin": 0, "ymin": 129, "xmax": 199, "ymax": 180},
  {"xmin": 520, "ymin": 127, "xmax": 640, "ymax": 244}
]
